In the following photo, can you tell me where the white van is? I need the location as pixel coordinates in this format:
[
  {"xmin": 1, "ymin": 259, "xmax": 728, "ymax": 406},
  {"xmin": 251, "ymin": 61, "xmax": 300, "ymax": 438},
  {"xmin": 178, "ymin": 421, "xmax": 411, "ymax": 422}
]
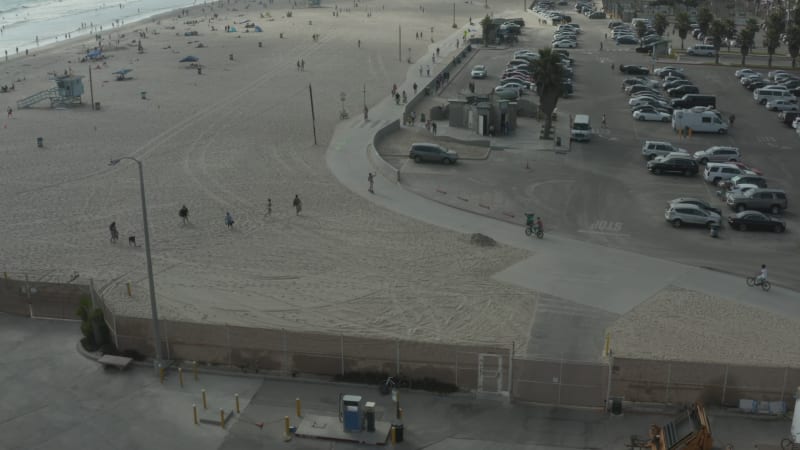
[
  {"xmin": 570, "ymin": 114, "xmax": 592, "ymax": 141},
  {"xmin": 703, "ymin": 162, "xmax": 751, "ymax": 184},
  {"xmin": 753, "ymin": 88, "xmax": 797, "ymax": 105},
  {"xmin": 672, "ymin": 109, "xmax": 728, "ymax": 134},
  {"xmin": 687, "ymin": 44, "xmax": 715, "ymax": 56}
]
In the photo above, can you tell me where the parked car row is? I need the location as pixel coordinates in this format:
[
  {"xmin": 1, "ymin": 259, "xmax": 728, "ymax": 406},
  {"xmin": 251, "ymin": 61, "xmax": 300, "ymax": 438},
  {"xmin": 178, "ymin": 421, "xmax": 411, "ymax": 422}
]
[
  {"xmin": 530, "ymin": 1, "xmax": 572, "ymax": 25},
  {"xmin": 575, "ymin": 0, "xmax": 605, "ymax": 18},
  {"xmin": 551, "ymin": 22, "xmax": 580, "ymax": 49},
  {"xmin": 735, "ymin": 68, "xmax": 800, "ymax": 137},
  {"xmin": 642, "ymin": 138, "xmax": 789, "ymax": 233},
  {"xmin": 492, "ymin": 49, "xmax": 540, "ymax": 100}
]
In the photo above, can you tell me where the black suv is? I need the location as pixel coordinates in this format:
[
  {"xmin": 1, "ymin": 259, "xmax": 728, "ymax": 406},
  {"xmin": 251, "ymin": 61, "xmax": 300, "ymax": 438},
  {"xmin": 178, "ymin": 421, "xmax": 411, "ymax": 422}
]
[
  {"xmin": 667, "ymin": 84, "xmax": 699, "ymax": 97},
  {"xmin": 647, "ymin": 155, "xmax": 699, "ymax": 176},
  {"xmin": 619, "ymin": 65, "xmax": 649, "ymax": 75}
]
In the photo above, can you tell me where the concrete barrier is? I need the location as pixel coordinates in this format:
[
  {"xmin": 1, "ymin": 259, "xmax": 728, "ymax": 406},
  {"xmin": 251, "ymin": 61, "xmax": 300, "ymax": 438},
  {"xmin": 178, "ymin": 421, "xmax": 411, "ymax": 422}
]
[{"xmin": 368, "ymin": 119, "xmax": 401, "ymax": 183}]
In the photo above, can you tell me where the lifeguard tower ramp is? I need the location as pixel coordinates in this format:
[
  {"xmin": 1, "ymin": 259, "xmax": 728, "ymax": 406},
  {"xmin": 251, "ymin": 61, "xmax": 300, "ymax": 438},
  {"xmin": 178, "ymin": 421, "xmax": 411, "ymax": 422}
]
[{"xmin": 17, "ymin": 74, "xmax": 85, "ymax": 109}]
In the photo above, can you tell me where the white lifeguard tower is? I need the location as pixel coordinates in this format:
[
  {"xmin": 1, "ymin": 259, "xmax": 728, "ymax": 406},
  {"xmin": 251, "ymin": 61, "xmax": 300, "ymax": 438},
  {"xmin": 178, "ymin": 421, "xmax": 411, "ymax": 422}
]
[{"xmin": 16, "ymin": 74, "xmax": 85, "ymax": 109}]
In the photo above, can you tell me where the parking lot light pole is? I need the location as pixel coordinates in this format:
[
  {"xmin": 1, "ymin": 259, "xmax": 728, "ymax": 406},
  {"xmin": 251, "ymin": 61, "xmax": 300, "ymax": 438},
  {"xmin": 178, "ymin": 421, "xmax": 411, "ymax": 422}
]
[{"xmin": 108, "ymin": 156, "xmax": 164, "ymax": 370}]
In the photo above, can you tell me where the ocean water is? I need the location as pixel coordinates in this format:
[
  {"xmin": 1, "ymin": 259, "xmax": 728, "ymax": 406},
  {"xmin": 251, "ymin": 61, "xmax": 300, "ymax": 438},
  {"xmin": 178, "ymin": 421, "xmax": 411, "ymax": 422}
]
[{"xmin": 0, "ymin": 0, "xmax": 201, "ymax": 57}]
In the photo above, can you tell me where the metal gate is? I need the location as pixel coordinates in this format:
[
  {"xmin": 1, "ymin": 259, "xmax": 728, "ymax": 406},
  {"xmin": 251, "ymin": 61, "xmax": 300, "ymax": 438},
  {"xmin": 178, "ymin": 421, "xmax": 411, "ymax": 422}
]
[{"xmin": 478, "ymin": 353, "xmax": 503, "ymax": 393}]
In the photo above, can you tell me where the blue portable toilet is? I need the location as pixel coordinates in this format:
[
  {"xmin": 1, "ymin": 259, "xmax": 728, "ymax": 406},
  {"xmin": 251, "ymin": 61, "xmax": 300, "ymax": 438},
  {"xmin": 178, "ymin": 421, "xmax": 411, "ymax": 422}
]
[{"xmin": 341, "ymin": 395, "xmax": 362, "ymax": 432}]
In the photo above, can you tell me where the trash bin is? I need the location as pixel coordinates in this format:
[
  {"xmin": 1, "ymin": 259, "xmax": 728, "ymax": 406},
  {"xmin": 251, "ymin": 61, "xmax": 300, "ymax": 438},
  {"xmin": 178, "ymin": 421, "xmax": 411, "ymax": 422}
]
[
  {"xmin": 36, "ymin": 137, "xmax": 43, "ymax": 148},
  {"xmin": 392, "ymin": 424, "xmax": 404, "ymax": 442},
  {"xmin": 140, "ymin": 91, "xmax": 147, "ymax": 100},
  {"xmin": 364, "ymin": 402, "xmax": 376, "ymax": 432},
  {"xmin": 709, "ymin": 225, "xmax": 719, "ymax": 238},
  {"xmin": 258, "ymin": 41, "xmax": 263, "ymax": 47},
  {"xmin": 94, "ymin": 102, "xmax": 101, "ymax": 110}
]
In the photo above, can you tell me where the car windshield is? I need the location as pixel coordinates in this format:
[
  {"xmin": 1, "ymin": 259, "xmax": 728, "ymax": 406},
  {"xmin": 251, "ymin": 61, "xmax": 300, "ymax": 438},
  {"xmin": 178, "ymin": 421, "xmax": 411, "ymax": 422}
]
[{"xmin": 573, "ymin": 123, "xmax": 590, "ymax": 130}]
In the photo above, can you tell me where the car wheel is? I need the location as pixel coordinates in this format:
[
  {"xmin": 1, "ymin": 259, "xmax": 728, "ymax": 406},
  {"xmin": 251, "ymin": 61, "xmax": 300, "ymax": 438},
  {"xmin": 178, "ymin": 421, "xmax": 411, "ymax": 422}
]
[
  {"xmin": 736, "ymin": 204, "xmax": 746, "ymax": 212},
  {"xmin": 441, "ymin": 158, "xmax": 452, "ymax": 165},
  {"xmin": 706, "ymin": 222, "xmax": 716, "ymax": 229},
  {"xmin": 637, "ymin": 115, "xmax": 645, "ymax": 121},
  {"xmin": 770, "ymin": 205, "xmax": 782, "ymax": 214},
  {"xmin": 672, "ymin": 219, "xmax": 682, "ymax": 228},
  {"xmin": 662, "ymin": 116, "xmax": 670, "ymax": 122},
  {"xmin": 718, "ymin": 128, "xmax": 727, "ymax": 134},
  {"xmin": 739, "ymin": 223, "xmax": 747, "ymax": 231},
  {"xmin": 654, "ymin": 168, "xmax": 662, "ymax": 175},
  {"xmin": 699, "ymin": 158, "xmax": 708, "ymax": 165},
  {"xmin": 712, "ymin": 177, "xmax": 721, "ymax": 184},
  {"xmin": 759, "ymin": 99, "xmax": 767, "ymax": 105},
  {"xmin": 775, "ymin": 224, "xmax": 785, "ymax": 233},
  {"xmin": 414, "ymin": 155, "xmax": 423, "ymax": 163}
]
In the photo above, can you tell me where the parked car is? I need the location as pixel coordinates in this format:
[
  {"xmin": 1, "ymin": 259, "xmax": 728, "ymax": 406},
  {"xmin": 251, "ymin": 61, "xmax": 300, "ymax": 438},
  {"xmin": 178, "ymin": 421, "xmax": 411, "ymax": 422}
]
[
  {"xmin": 668, "ymin": 197, "xmax": 721, "ymax": 215},
  {"xmin": 727, "ymin": 211, "xmax": 786, "ymax": 232},
  {"xmin": 641, "ymin": 140, "xmax": 687, "ymax": 159},
  {"xmin": 630, "ymin": 97, "xmax": 671, "ymax": 108},
  {"xmin": 693, "ymin": 146, "xmax": 740, "ymax": 164},
  {"xmin": 409, "ymin": 143, "xmax": 459, "ymax": 164},
  {"xmin": 658, "ymin": 70, "xmax": 687, "ymax": 79},
  {"xmin": 665, "ymin": 203, "xmax": 721, "ymax": 228},
  {"xmin": 647, "ymin": 155, "xmax": 699, "ymax": 176},
  {"xmin": 726, "ymin": 188, "xmax": 787, "ymax": 214},
  {"xmin": 779, "ymin": 111, "xmax": 799, "ymax": 126},
  {"xmin": 616, "ymin": 36, "xmax": 639, "ymax": 45},
  {"xmin": 765, "ymin": 99, "xmax": 800, "ymax": 112},
  {"xmin": 735, "ymin": 68, "xmax": 758, "ymax": 78},
  {"xmin": 627, "ymin": 85, "xmax": 660, "ymax": 96},
  {"xmin": 619, "ymin": 65, "xmax": 649, "ymax": 75},
  {"xmin": 633, "ymin": 109, "xmax": 672, "ymax": 121},
  {"xmin": 724, "ymin": 174, "xmax": 768, "ymax": 190},
  {"xmin": 589, "ymin": 11, "xmax": 606, "ymax": 18},
  {"xmin": 667, "ymin": 85, "xmax": 700, "ymax": 97},
  {"xmin": 703, "ymin": 162, "xmax": 752, "ymax": 184},
  {"xmin": 494, "ymin": 86, "xmax": 520, "ymax": 99},
  {"xmin": 552, "ymin": 40, "xmax": 577, "ymax": 48},
  {"xmin": 470, "ymin": 65, "xmax": 488, "ymax": 79},
  {"xmin": 663, "ymin": 79, "xmax": 693, "ymax": 90},
  {"xmin": 632, "ymin": 104, "xmax": 673, "ymax": 115},
  {"xmin": 745, "ymin": 80, "xmax": 768, "ymax": 91}
]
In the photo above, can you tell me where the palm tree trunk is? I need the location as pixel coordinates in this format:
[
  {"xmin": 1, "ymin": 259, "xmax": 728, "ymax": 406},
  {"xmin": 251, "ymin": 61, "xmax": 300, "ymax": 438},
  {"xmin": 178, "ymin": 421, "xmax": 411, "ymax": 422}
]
[
  {"xmin": 768, "ymin": 53, "xmax": 773, "ymax": 68},
  {"xmin": 715, "ymin": 52, "xmax": 720, "ymax": 64},
  {"xmin": 741, "ymin": 54, "xmax": 746, "ymax": 66},
  {"xmin": 793, "ymin": 57, "xmax": 797, "ymax": 68},
  {"xmin": 681, "ymin": 39, "xmax": 684, "ymax": 49},
  {"xmin": 543, "ymin": 116, "xmax": 553, "ymax": 139}
]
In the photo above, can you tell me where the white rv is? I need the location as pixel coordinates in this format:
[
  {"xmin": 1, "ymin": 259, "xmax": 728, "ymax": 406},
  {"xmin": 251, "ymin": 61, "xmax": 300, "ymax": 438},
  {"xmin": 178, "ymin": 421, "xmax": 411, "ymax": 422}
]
[{"xmin": 672, "ymin": 108, "xmax": 728, "ymax": 134}]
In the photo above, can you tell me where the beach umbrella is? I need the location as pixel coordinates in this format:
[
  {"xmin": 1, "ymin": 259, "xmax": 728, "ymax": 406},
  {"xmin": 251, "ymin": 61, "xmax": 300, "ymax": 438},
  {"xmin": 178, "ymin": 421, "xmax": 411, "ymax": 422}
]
[
  {"xmin": 112, "ymin": 68, "xmax": 132, "ymax": 80},
  {"xmin": 179, "ymin": 56, "xmax": 199, "ymax": 63},
  {"xmin": 254, "ymin": 26, "xmax": 263, "ymax": 32}
]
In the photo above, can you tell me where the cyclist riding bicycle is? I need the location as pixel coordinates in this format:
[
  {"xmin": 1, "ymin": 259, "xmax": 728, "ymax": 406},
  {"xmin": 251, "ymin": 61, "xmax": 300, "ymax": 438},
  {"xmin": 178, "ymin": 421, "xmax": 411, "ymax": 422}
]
[
  {"xmin": 756, "ymin": 264, "xmax": 768, "ymax": 284},
  {"xmin": 525, "ymin": 212, "xmax": 536, "ymax": 228}
]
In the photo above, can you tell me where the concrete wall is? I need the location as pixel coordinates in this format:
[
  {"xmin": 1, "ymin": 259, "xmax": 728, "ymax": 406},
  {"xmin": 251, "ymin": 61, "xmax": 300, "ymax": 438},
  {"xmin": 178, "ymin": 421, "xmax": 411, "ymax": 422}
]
[
  {"xmin": 0, "ymin": 277, "xmax": 88, "ymax": 320},
  {"xmin": 368, "ymin": 120, "xmax": 401, "ymax": 183}
]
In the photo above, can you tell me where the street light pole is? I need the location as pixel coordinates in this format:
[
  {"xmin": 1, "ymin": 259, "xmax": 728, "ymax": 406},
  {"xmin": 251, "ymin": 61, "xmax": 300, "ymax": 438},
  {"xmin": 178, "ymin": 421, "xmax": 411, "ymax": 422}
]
[{"xmin": 109, "ymin": 156, "xmax": 164, "ymax": 369}]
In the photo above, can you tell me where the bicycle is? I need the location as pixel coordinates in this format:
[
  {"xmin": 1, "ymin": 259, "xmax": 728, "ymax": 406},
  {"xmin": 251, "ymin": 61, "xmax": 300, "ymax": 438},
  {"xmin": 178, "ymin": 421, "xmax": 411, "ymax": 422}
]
[
  {"xmin": 525, "ymin": 224, "xmax": 544, "ymax": 239},
  {"xmin": 746, "ymin": 276, "xmax": 771, "ymax": 291}
]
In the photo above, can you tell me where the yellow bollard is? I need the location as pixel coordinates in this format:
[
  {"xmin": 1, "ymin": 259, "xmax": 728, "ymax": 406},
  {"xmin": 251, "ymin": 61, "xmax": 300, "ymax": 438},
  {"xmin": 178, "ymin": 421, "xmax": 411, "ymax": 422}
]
[
  {"xmin": 391, "ymin": 426, "xmax": 397, "ymax": 445},
  {"xmin": 688, "ymin": 128, "xmax": 693, "ymax": 138},
  {"xmin": 296, "ymin": 397, "xmax": 301, "ymax": 417},
  {"xmin": 283, "ymin": 416, "xmax": 291, "ymax": 441},
  {"xmin": 220, "ymin": 408, "xmax": 226, "ymax": 428},
  {"xmin": 159, "ymin": 367, "xmax": 165, "ymax": 384},
  {"xmin": 193, "ymin": 404, "xmax": 198, "ymax": 424},
  {"xmin": 193, "ymin": 361, "xmax": 198, "ymax": 381},
  {"xmin": 178, "ymin": 368, "xmax": 184, "ymax": 387},
  {"xmin": 126, "ymin": 281, "xmax": 132, "ymax": 297},
  {"xmin": 202, "ymin": 389, "xmax": 208, "ymax": 409},
  {"xmin": 235, "ymin": 393, "xmax": 240, "ymax": 413}
]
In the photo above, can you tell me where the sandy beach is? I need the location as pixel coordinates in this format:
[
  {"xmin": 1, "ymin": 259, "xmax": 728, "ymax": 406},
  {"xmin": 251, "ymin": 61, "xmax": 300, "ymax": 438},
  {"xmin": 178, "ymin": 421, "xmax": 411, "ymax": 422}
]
[
  {"xmin": 1, "ymin": 0, "xmax": 542, "ymax": 349},
  {"xmin": 2, "ymin": 0, "xmax": 798, "ymax": 366}
]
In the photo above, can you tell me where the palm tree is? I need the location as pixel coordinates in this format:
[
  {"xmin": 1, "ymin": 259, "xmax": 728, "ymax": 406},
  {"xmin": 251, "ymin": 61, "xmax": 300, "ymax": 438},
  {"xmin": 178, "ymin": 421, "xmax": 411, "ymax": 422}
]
[
  {"xmin": 787, "ymin": 7, "xmax": 800, "ymax": 68},
  {"xmin": 764, "ymin": 9, "xmax": 786, "ymax": 68},
  {"xmin": 675, "ymin": 11, "xmax": 691, "ymax": 50},
  {"xmin": 480, "ymin": 15, "xmax": 493, "ymax": 46},
  {"xmin": 653, "ymin": 13, "xmax": 669, "ymax": 36},
  {"xmin": 738, "ymin": 18, "xmax": 758, "ymax": 66},
  {"xmin": 709, "ymin": 19, "xmax": 727, "ymax": 64},
  {"xmin": 697, "ymin": 7, "xmax": 713, "ymax": 35},
  {"xmin": 531, "ymin": 48, "xmax": 564, "ymax": 141}
]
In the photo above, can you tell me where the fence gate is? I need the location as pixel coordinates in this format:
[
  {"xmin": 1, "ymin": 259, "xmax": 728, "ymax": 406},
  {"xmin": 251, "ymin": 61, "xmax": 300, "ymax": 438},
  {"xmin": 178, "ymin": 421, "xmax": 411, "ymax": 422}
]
[{"xmin": 478, "ymin": 353, "xmax": 503, "ymax": 393}]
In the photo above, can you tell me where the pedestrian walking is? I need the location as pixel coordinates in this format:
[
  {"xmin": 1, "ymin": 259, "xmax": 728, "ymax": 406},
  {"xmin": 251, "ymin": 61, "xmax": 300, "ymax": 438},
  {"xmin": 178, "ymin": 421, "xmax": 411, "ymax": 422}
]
[
  {"xmin": 419, "ymin": 66, "xmax": 423, "ymax": 76},
  {"xmin": 358, "ymin": 39, "xmax": 361, "ymax": 48},
  {"xmin": 301, "ymin": 59, "xmax": 305, "ymax": 71},
  {"xmin": 436, "ymin": 47, "xmax": 440, "ymax": 56},
  {"xmin": 600, "ymin": 41, "xmax": 603, "ymax": 50},
  {"xmin": 368, "ymin": 172, "xmax": 375, "ymax": 193},
  {"xmin": 292, "ymin": 195, "xmax": 302, "ymax": 215},
  {"xmin": 412, "ymin": 82, "xmax": 418, "ymax": 94},
  {"xmin": 391, "ymin": 84, "xmax": 397, "ymax": 96},
  {"xmin": 395, "ymin": 92, "xmax": 400, "ymax": 104},
  {"xmin": 6, "ymin": 107, "xmax": 11, "ymax": 118},
  {"xmin": 109, "ymin": 221, "xmax": 119, "ymax": 243},
  {"xmin": 729, "ymin": 114, "xmax": 736, "ymax": 126},
  {"xmin": 411, "ymin": 111, "xmax": 416, "ymax": 124},
  {"xmin": 426, "ymin": 66, "xmax": 430, "ymax": 76},
  {"xmin": 432, "ymin": 54, "xmax": 436, "ymax": 64},
  {"xmin": 402, "ymin": 90, "xmax": 407, "ymax": 103},
  {"xmin": 431, "ymin": 121, "xmax": 437, "ymax": 135},
  {"xmin": 179, "ymin": 205, "xmax": 189, "ymax": 224},
  {"xmin": 601, "ymin": 114, "xmax": 607, "ymax": 128},
  {"xmin": 296, "ymin": 60, "xmax": 301, "ymax": 71},
  {"xmin": 225, "ymin": 211, "xmax": 235, "ymax": 228}
]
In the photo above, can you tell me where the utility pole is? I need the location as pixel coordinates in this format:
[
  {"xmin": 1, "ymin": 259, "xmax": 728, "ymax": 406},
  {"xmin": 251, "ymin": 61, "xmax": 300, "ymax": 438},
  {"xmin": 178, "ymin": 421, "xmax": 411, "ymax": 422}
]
[
  {"xmin": 453, "ymin": 3, "xmax": 456, "ymax": 28},
  {"xmin": 398, "ymin": 25, "xmax": 402, "ymax": 62},
  {"xmin": 362, "ymin": 83, "xmax": 368, "ymax": 120},
  {"xmin": 308, "ymin": 84, "xmax": 317, "ymax": 145},
  {"xmin": 88, "ymin": 65, "xmax": 95, "ymax": 110}
]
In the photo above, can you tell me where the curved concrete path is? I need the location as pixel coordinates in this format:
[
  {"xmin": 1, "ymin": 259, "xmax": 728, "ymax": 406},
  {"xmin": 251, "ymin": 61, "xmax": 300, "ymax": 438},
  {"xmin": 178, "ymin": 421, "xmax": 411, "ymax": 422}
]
[{"xmin": 325, "ymin": 24, "xmax": 800, "ymax": 350}]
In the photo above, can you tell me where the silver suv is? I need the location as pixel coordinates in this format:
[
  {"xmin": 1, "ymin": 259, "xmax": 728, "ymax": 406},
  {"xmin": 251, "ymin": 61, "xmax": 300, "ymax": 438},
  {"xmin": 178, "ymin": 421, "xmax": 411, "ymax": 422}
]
[
  {"xmin": 641, "ymin": 140, "xmax": 688, "ymax": 160},
  {"xmin": 726, "ymin": 188, "xmax": 788, "ymax": 214},
  {"xmin": 664, "ymin": 203, "xmax": 722, "ymax": 228},
  {"xmin": 692, "ymin": 146, "xmax": 740, "ymax": 164},
  {"xmin": 408, "ymin": 143, "xmax": 459, "ymax": 164}
]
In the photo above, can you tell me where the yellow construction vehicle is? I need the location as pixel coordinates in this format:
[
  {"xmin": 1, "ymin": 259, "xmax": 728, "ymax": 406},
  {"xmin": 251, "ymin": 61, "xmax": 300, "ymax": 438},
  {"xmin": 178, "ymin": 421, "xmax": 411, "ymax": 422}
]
[{"xmin": 628, "ymin": 403, "xmax": 713, "ymax": 450}]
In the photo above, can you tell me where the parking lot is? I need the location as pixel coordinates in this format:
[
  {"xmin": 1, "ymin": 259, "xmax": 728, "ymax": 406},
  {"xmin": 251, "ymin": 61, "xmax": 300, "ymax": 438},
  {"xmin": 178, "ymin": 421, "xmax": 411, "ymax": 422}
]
[{"xmin": 388, "ymin": 7, "xmax": 800, "ymax": 289}]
